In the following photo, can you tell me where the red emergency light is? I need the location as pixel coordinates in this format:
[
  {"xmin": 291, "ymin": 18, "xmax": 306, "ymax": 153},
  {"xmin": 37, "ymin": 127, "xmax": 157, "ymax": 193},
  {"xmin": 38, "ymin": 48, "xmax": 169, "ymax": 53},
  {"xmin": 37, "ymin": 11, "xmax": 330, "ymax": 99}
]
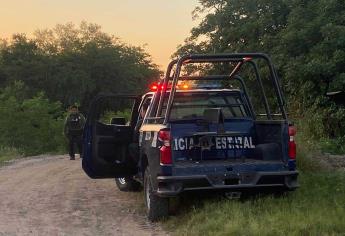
[
  {"xmin": 149, "ymin": 82, "xmax": 189, "ymax": 92},
  {"xmin": 150, "ymin": 84, "xmax": 158, "ymax": 91},
  {"xmin": 149, "ymin": 82, "xmax": 163, "ymax": 91}
]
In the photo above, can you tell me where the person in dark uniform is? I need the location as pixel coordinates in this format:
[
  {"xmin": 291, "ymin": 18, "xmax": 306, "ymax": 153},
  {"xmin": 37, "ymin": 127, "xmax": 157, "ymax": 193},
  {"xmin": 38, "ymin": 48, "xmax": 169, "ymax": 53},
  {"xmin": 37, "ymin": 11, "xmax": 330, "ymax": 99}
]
[{"xmin": 64, "ymin": 105, "xmax": 86, "ymax": 160}]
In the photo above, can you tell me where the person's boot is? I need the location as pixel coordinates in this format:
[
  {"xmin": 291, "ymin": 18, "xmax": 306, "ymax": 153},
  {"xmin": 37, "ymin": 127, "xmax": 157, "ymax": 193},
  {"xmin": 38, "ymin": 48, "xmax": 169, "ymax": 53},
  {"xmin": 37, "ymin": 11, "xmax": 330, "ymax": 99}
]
[{"xmin": 70, "ymin": 155, "xmax": 75, "ymax": 160}]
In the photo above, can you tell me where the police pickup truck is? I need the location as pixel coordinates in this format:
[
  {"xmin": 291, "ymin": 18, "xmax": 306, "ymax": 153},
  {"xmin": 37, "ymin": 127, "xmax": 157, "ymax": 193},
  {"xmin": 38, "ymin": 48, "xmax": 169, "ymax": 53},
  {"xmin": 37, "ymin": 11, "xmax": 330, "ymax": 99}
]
[{"xmin": 82, "ymin": 53, "xmax": 298, "ymax": 221}]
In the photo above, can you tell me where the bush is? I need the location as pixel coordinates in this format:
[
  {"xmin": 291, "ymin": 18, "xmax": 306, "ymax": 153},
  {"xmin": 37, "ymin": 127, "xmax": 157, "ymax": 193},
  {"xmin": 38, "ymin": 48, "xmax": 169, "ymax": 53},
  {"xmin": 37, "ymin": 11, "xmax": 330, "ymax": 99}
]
[
  {"xmin": 0, "ymin": 82, "xmax": 66, "ymax": 156},
  {"xmin": 319, "ymin": 136, "xmax": 345, "ymax": 155},
  {"xmin": 0, "ymin": 146, "xmax": 23, "ymax": 163},
  {"xmin": 291, "ymin": 99, "xmax": 345, "ymax": 161}
]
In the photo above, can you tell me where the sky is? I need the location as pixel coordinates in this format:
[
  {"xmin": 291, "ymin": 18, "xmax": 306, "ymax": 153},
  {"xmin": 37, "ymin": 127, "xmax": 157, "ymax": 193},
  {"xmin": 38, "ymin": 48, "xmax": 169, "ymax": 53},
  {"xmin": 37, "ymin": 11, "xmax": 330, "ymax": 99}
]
[{"xmin": 0, "ymin": 0, "xmax": 200, "ymax": 69}]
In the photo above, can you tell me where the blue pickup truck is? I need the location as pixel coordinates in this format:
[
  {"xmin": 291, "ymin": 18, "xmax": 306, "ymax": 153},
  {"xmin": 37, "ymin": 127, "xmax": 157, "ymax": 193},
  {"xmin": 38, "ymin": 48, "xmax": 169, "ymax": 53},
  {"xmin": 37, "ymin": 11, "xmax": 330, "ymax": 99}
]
[{"xmin": 82, "ymin": 53, "xmax": 298, "ymax": 221}]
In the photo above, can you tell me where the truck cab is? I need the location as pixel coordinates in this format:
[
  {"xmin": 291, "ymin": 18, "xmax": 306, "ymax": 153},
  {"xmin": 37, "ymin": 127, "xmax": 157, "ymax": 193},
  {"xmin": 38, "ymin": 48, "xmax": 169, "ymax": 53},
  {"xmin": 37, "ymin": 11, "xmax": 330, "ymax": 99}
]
[{"xmin": 82, "ymin": 53, "xmax": 298, "ymax": 221}]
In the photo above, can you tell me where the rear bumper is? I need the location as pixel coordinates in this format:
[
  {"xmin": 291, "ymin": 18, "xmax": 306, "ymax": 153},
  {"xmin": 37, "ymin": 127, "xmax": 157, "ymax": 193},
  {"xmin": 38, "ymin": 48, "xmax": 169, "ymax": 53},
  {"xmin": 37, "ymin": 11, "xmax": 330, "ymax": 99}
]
[{"xmin": 156, "ymin": 171, "xmax": 299, "ymax": 197}]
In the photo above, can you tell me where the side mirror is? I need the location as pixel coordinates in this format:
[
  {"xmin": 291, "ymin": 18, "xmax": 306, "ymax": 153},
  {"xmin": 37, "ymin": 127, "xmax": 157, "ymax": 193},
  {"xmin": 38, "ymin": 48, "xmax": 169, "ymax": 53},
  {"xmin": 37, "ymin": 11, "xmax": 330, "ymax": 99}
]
[{"xmin": 110, "ymin": 117, "xmax": 126, "ymax": 125}]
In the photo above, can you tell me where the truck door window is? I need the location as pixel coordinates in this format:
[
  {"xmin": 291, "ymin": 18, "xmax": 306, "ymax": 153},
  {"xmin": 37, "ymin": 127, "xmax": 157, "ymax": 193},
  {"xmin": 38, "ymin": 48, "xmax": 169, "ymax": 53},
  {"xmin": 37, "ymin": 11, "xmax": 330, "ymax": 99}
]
[
  {"xmin": 134, "ymin": 96, "xmax": 152, "ymax": 130},
  {"xmin": 96, "ymin": 99, "xmax": 133, "ymax": 125}
]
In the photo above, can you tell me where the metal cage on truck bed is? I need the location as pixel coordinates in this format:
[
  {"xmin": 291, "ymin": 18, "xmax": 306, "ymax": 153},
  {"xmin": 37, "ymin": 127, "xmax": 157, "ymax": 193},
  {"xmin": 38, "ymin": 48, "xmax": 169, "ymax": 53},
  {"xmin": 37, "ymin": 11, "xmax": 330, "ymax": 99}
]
[{"xmin": 146, "ymin": 53, "xmax": 288, "ymax": 125}]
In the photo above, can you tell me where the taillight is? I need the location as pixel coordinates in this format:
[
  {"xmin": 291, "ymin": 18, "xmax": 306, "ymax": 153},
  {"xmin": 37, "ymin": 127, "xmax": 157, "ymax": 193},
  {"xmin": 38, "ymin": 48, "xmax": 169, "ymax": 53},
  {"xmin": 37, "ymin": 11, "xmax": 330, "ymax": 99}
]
[
  {"xmin": 158, "ymin": 129, "xmax": 172, "ymax": 165},
  {"xmin": 288, "ymin": 125, "xmax": 297, "ymax": 159}
]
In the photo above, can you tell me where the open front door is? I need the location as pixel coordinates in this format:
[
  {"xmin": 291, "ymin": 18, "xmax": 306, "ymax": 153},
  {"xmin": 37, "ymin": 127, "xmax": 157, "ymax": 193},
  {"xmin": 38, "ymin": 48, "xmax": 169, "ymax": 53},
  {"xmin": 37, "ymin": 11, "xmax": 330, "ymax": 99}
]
[{"xmin": 82, "ymin": 94, "xmax": 141, "ymax": 178}]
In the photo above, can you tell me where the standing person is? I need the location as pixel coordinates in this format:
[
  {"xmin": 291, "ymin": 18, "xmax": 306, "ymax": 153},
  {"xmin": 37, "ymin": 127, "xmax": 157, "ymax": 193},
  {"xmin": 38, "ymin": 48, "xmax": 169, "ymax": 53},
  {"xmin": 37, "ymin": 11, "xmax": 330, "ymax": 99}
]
[{"xmin": 64, "ymin": 105, "xmax": 86, "ymax": 160}]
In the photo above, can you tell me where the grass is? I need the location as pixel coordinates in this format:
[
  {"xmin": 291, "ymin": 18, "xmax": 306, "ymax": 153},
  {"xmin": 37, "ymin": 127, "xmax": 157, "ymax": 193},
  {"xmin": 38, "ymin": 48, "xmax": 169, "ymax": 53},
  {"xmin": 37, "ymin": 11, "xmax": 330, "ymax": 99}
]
[
  {"xmin": 319, "ymin": 137, "xmax": 345, "ymax": 155},
  {"xmin": 0, "ymin": 146, "xmax": 23, "ymax": 164},
  {"xmin": 163, "ymin": 119, "xmax": 345, "ymax": 235},
  {"xmin": 164, "ymin": 135, "xmax": 345, "ymax": 235},
  {"xmin": 294, "ymin": 115, "xmax": 345, "ymax": 157},
  {"xmin": 164, "ymin": 172, "xmax": 345, "ymax": 235}
]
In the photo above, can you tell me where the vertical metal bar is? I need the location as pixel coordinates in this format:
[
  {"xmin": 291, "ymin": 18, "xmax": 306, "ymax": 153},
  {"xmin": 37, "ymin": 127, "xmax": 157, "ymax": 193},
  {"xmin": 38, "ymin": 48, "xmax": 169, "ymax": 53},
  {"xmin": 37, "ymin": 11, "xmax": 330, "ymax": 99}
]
[
  {"xmin": 273, "ymin": 66, "xmax": 287, "ymax": 107},
  {"xmin": 144, "ymin": 91, "xmax": 158, "ymax": 124},
  {"xmin": 247, "ymin": 61, "xmax": 272, "ymax": 119},
  {"xmin": 163, "ymin": 56, "xmax": 188, "ymax": 124},
  {"xmin": 263, "ymin": 57, "xmax": 287, "ymax": 119},
  {"xmin": 156, "ymin": 60, "xmax": 177, "ymax": 118},
  {"xmin": 233, "ymin": 76, "xmax": 256, "ymax": 119}
]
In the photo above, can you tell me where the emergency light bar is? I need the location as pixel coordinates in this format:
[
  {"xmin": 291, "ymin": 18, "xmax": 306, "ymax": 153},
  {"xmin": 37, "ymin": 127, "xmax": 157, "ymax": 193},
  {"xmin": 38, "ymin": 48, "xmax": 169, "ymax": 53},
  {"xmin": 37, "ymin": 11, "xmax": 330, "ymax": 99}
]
[{"xmin": 149, "ymin": 81, "xmax": 190, "ymax": 92}]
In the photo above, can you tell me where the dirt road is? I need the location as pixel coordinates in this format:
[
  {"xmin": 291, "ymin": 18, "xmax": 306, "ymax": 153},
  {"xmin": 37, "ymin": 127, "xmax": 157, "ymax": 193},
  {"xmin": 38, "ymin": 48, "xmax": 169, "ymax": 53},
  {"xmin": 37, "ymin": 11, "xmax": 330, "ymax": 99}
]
[{"xmin": 0, "ymin": 155, "xmax": 168, "ymax": 236}]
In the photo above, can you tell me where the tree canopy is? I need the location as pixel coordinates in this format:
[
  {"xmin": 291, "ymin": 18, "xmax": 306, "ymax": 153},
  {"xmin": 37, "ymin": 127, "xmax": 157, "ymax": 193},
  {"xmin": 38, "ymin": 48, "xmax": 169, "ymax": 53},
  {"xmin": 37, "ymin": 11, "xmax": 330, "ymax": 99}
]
[
  {"xmin": 0, "ymin": 22, "xmax": 160, "ymax": 156},
  {"xmin": 0, "ymin": 22, "xmax": 160, "ymax": 112},
  {"xmin": 175, "ymin": 0, "xmax": 345, "ymax": 138}
]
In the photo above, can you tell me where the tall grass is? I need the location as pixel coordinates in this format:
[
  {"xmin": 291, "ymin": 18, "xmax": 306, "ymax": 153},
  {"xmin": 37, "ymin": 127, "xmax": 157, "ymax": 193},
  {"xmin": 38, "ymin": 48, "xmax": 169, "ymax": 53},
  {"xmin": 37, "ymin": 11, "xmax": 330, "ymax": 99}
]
[
  {"xmin": 165, "ymin": 172, "xmax": 345, "ymax": 235},
  {"xmin": 292, "ymin": 107, "xmax": 345, "ymax": 156},
  {"xmin": 294, "ymin": 116, "xmax": 343, "ymax": 172},
  {"xmin": 164, "ymin": 116, "xmax": 345, "ymax": 235},
  {"xmin": 0, "ymin": 146, "xmax": 23, "ymax": 164}
]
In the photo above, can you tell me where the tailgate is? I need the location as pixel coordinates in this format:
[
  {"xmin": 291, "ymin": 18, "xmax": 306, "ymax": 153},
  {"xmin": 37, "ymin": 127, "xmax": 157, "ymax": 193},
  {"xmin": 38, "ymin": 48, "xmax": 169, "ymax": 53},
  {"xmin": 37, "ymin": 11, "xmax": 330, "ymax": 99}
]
[{"xmin": 171, "ymin": 119, "xmax": 256, "ymax": 162}]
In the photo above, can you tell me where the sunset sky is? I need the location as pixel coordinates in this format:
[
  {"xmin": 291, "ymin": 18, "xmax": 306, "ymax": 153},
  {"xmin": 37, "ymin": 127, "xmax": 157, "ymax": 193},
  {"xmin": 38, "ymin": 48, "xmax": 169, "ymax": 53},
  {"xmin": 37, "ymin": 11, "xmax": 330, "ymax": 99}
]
[{"xmin": 0, "ymin": 0, "xmax": 200, "ymax": 69}]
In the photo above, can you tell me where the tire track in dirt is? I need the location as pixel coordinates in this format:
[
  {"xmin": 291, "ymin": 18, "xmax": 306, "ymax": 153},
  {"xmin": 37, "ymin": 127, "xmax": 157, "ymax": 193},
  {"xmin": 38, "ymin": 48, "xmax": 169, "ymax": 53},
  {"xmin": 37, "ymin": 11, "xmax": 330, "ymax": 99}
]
[{"xmin": 0, "ymin": 155, "xmax": 168, "ymax": 236}]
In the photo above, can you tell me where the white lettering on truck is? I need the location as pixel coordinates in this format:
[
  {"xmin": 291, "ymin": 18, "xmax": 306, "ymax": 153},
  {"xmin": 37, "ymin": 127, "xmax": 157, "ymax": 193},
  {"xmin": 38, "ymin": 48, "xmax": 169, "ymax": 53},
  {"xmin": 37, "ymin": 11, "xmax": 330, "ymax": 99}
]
[{"xmin": 173, "ymin": 136, "xmax": 255, "ymax": 151}]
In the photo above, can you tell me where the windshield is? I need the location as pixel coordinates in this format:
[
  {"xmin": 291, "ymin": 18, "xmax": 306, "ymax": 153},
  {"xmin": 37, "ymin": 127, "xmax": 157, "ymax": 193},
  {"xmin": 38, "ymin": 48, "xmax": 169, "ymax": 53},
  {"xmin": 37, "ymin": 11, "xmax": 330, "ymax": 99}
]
[{"xmin": 162, "ymin": 91, "xmax": 249, "ymax": 120}]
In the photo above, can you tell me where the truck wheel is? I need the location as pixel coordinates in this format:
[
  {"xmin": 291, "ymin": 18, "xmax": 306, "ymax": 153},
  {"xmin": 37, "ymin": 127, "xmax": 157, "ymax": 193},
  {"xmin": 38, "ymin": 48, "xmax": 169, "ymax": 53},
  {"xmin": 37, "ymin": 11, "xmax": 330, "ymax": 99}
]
[
  {"xmin": 144, "ymin": 167, "xmax": 169, "ymax": 221},
  {"xmin": 115, "ymin": 177, "xmax": 141, "ymax": 192}
]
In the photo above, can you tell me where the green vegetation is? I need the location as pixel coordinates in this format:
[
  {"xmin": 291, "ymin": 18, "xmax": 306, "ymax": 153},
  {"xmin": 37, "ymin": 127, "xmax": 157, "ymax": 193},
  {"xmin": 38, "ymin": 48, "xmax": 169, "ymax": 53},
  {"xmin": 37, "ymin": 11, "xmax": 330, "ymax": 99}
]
[
  {"xmin": 162, "ymin": 1, "xmax": 345, "ymax": 235},
  {"xmin": 0, "ymin": 22, "xmax": 159, "ymax": 158},
  {"xmin": 165, "ymin": 172, "xmax": 345, "ymax": 236},
  {"xmin": 0, "ymin": 21, "xmax": 159, "ymax": 113},
  {"xmin": 163, "ymin": 138, "xmax": 343, "ymax": 235},
  {"xmin": 319, "ymin": 137, "xmax": 345, "ymax": 155},
  {"xmin": 0, "ymin": 146, "xmax": 22, "ymax": 164},
  {"xmin": 100, "ymin": 109, "xmax": 132, "ymax": 124},
  {"xmin": 0, "ymin": 1, "xmax": 341, "ymax": 234},
  {"xmin": 0, "ymin": 82, "xmax": 65, "ymax": 156},
  {"xmin": 176, "ymin": 0, "xmax": 345, "ymax": 153}
]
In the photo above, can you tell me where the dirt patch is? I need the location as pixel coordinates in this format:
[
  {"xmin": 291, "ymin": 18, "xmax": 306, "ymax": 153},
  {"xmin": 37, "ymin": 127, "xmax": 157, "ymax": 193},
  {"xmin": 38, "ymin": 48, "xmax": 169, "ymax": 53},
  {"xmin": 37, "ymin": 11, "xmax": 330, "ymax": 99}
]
[
  {"xmin": 314, "ymin": 154, "xmax": 345, "ymax": 171},
  {"xmin": 0, "ymin": 155, "xmax": 169, "ymax": 236}
]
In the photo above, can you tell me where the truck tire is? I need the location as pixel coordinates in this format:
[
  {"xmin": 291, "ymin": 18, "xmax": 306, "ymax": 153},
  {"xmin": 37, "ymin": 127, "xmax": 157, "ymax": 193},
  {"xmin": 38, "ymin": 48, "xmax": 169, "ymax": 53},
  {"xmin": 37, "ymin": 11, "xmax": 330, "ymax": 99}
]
[
  {"xmin": 115, "ymin": 177, "xmax": 141, "ymax": 192},
  {"xmin": 144, "ymin": 167, "xmax": 169, "ymax": 221}
]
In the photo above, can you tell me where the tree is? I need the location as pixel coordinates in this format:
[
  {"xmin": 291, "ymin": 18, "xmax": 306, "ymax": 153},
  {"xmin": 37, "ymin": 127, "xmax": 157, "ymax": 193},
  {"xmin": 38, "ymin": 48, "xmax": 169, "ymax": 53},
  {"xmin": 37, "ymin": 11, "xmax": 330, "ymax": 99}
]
[
  {"xmin": 0, "ymin": 82, "xmax": 65, "ymax": 155},
  {"xmin": 175, "ymin": 0, "xmax": 345, "ymax": 137},
  {"xmin": 0, "ymin": 22, "xmax": 160, "ymax": 112}
]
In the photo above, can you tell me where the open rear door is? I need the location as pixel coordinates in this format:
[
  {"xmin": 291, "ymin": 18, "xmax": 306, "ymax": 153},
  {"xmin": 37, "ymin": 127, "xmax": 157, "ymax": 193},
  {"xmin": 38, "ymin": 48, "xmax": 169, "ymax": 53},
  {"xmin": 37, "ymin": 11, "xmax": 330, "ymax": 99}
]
[{"xmin": 82, "ymin": 94, "xmax": 141, "ymax": 178}]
